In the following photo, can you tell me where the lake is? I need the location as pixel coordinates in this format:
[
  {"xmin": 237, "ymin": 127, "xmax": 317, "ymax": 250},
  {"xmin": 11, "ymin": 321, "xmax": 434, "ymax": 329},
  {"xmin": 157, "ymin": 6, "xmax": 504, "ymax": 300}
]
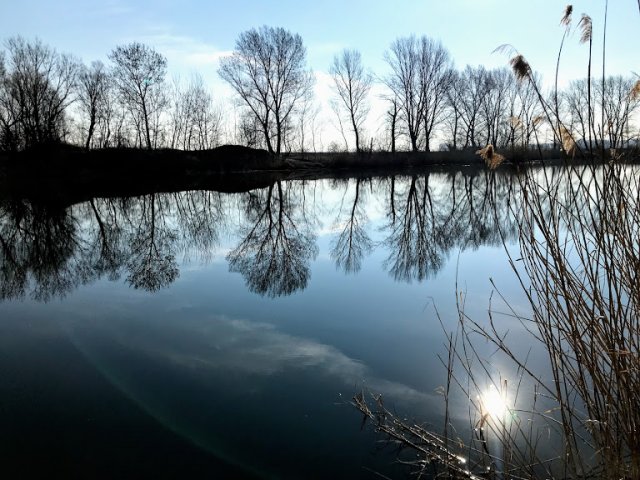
[{"xmin": 0, "ymin": 166, "xmax": 579, "ymax": 478}]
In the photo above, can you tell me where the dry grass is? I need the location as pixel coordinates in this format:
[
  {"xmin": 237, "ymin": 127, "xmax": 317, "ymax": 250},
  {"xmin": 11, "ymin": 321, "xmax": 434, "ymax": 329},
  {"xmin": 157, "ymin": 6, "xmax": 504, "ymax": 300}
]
[{"xmin": 475, "ymin": 144, "xmax": 505, "ymax": 169}]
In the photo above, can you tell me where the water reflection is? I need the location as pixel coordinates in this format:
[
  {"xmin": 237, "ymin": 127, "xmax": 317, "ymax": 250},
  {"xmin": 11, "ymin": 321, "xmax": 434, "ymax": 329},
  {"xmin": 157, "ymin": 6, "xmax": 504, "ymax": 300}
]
[
  {"xmin": 0, "ymin": 200, "xmax": 85, "ymax": 300},
  {"xmin": 330, "ymin": 178, "xmax": 373, "ymax": 273},
  {"xmin": 0, "ymin": 167, "xmax": 575, "ymax": 301},
  {"xmin": 227, "ymin": 181, "xmax": 318, "ymax": 297},
  {"xmin": 382, "ymin": 171, "xmax": 521, "ymax": 281}
]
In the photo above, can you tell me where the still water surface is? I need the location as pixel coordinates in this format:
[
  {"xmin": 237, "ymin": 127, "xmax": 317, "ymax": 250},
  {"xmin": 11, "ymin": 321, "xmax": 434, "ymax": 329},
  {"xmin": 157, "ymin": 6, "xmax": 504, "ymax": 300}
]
[{"xmin": 1, "ymin": 169, "xmax": 535, "ymax": 478}]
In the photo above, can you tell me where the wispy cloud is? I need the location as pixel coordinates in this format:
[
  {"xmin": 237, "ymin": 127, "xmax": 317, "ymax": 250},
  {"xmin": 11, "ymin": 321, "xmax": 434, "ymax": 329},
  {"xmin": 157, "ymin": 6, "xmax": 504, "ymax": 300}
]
[
  {"xmin": 136, "ymin": 33, "xmax": 232, "ymax": 69},
  {"xmin": 183, "ymin": 51, "xmax": 233, "ymax": 66},
  {"xmin": 78, "ymin": 312, "xmax": 439, "ymax": 413}
]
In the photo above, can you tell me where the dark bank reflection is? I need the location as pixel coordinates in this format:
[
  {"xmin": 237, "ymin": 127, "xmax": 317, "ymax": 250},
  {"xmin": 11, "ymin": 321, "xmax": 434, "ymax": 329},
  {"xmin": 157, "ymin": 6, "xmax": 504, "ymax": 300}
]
[{"xmin": 0, "ymin": 167, "xmax": 575, "ymax": 301}]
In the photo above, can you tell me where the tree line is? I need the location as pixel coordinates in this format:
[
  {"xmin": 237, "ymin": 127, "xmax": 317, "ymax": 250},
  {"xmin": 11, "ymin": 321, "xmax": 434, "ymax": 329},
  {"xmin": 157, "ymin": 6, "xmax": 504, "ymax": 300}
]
[
  {"xmin": 1, "ymin": 27, "xmax": 638, "ymax": 154},
  {"xmin": 0, "ymin": 38, "xmax": 222, "ymax": 151}
]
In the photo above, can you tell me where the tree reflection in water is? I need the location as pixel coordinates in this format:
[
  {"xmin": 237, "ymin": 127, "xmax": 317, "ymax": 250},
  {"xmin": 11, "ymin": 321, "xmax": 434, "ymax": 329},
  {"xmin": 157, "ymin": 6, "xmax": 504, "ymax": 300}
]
[
  {"xmin": 227, "ymin": 181, "xmax": 318, "ymax": 297},
  {"xmin": 330, "ymin": 178, "xmax": 373, "ymax": 274},
  {"xmin": 383, "ymin": 175, "xmax": 446, "ymax": 281},
  {"xmin": 0, "ymin": 168, "xmax": 564, "ymax": 301},
  {"xmin": 0, "ymin": 190, "xmax": 226, "ymax": 299},
  {"xmin": 0, "ymin": 200, "xmax": 81, "ymax": 300},
  {"xmin": 124, "ymin": 194, "xmax": 179, "ymax": 291},
  {"xmin": 382, "ymin": 170, "xmax": 522, "ymax": 281}
]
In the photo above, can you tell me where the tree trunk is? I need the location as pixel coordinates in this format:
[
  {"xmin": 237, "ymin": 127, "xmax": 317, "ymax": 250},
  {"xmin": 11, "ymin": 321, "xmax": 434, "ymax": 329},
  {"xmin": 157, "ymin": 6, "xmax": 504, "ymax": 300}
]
[
  {"xmin": 351, "ymin": 113, "xmax": 360, "ymax": 153},
  {"xmin": 142, "ymin": 100, "xmax": 152, "ymax": 150},
  {"xmin": 85, "ymin": 106, "xmax": 96, "ymax": 150}
]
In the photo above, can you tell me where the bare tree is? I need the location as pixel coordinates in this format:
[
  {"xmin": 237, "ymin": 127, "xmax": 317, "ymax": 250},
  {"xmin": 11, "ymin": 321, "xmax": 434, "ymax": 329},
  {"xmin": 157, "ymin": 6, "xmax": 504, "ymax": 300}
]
[
  {"xmin": 189, "ymin": 81, "xmax": 223, "ymax": 150},
  {"xmin": 516, "ymin": 73, "xmax": 546, "ymax": 149},
  {"xmin": 329, "ymin": 99, "xmax": 350, "ymax": 151},
  {"xmin": 480, "ymin": 68, "xmax": 513, "ymax": 147},
  {"xmin": 384, "ymin": 37, "xmax": 422, "ymax": 151},
  {"xmin": 0, "ymin": 37, "xmax": 78, "ymax": 150},
  {"xmin": 285, "ymin": 93, "xmax": 319, "ymax": 153},
  {"xmin": 443, "ymin": 70, "xmax": 464, "ymax": 150},
  {"xmin": 168, "ymin": 74, "xmax": 222, "ymax": 150},
  {"xmin": 384, "ymin": 94, "xmax": 400, "ymax": 152},
  {"xmin": 109, "ymin": 42, "xmax": 167, "ymax": 150},
  {"xmin": 457, "ymin": 65, "xmax": 492, "ymax": 148},
  {"xmin": 384, "ymin": 36, "xmax": 452, "ymax": 152},
  {"xmin": 219, "ymin": 26, "xmax": 314, "ymax": 155},
  {"xmin": 564, "ymin": 79, "xmax": 590, "ymax": 146},
  {"xmin": 77, "ymin": 60, "xmax": 110, "ymax": 149},
  {"xmin": 417, "ymin": 37, "xmax": 453, "ymax": 152},
  {"xmin": 597, "ymin": 75, "xmax": 640, "ymax": 148},
  {"xmin": 329, "ymin": 49, "xmax": 372, "ymax": 153},
  {"xmin": 0, "ymin": 50, "xmax": 10, "ymax": 150},
  {"xmin": 236, "ymin": 109, "xmax": 265, "ymax": 149}
]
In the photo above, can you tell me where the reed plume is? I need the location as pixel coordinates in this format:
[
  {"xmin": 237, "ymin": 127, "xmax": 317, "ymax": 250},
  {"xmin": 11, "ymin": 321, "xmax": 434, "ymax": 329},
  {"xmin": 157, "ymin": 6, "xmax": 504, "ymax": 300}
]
[
  {"xmin": 494, "ymin": 45, "xmax": 533, "ymax": 84},
  {"xmin": 509, "ymin": 54, "xmax": 531, "ymax": 82},
  {"xmin": 579, "ymin": 13, "xmax": 595, "ymax": 154},
  {"xmin": 476, "ymin": 144, "xmax": 505, "ymax": 169},
  {"xmin": 631, "ymin": 79, "xmax": 640, "ymax": 100},
  {"xmin": 559, "ymin": 125, "xmax": 577, "ymax": 156},
  {"xmin": 556, "ymin": 6, "xmax": 573, "ymax": 158},
  {"xmin": 578, "ymin": 14, "xmax": 593, "ymax": 44},
  {"xmin": 561, "ymin": 5, "xmax": 573, "ymax": 26}
]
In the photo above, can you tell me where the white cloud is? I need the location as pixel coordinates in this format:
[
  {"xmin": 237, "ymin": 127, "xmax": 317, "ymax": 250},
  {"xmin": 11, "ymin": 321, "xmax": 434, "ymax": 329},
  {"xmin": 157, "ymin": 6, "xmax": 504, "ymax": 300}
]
[
  {"xmin": 183, "ymin": 50, "xmax": 233, "ymax": 67},
  {"xmin": 134, "ymin": 33, "xmax": 232, "ymax": 72},
  {"xmin": 80, "ymin": 312, "xmax": 439, "ymax": 413}
]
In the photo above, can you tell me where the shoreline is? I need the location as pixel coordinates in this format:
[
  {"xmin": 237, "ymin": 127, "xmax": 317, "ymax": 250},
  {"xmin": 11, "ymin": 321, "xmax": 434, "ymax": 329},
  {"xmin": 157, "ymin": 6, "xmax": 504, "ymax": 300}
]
[{"xmin": 0, "ymin": 144, "xmax": 636, "ymax": 207}]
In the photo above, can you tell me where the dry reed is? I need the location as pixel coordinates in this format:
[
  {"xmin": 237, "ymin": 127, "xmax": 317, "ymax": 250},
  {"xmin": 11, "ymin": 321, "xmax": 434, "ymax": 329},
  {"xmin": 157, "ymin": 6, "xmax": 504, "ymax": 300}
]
[
  {"xmin": 561, "ymin": 5, "xmax": 573, "ymax": 26},
  {"xmin": 476, "ymin": 144, "xmax": 505, "ymax": 169},
  {"xmin": 578, "ymin": 14, "xmax": 593, "ymax": 44},
  {"xmin": 501, "ymin": 163, "xmax": 640, "ymax": 478},
  {"xmin": 509, "ymin": 55, "xmax": 531, "ymax": 82},
  {"xmin": 559, "ymin": 125, "xmax": 577, "ymax": 156},
  {"xmin": 631, "ymin": 79, "xmax": 640, "ymax": 100}
]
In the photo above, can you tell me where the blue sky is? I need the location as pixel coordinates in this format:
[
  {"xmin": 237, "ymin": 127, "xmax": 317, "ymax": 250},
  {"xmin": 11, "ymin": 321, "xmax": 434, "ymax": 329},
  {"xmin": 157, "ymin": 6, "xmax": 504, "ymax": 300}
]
[
  {"xmin": 1, "ymin": 0, "xmax": 638, "ymax": 145},
  {"xmin": 1, "ymin": 0, "xmax": 637, "ymax": 80}
]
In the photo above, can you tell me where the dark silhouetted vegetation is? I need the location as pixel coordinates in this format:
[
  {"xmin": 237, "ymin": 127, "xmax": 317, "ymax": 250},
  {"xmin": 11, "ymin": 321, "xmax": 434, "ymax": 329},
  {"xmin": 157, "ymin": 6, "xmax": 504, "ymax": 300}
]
[{"xmin": 1, "ymin": 15, "xmax": 637, "ymax": 161}]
